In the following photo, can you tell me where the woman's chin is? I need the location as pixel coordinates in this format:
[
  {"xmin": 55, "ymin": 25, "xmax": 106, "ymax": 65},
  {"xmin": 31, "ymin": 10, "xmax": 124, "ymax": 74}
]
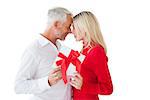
[{"xmin": 83, "ymin": 43, "xmax": 88, "ymax": 48}]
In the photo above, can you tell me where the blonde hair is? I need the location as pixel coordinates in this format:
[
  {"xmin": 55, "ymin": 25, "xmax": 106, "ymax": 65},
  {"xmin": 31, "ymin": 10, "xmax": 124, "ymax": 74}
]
[{"xmin": 73, "ymin": 11, "xmax": 107, "ymax": 53}]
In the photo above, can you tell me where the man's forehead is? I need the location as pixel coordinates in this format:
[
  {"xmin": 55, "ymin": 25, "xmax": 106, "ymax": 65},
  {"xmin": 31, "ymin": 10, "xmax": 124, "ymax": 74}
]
[{"xmin": 67, "ymin": 15, "xmax": 73, "ymax": 22}]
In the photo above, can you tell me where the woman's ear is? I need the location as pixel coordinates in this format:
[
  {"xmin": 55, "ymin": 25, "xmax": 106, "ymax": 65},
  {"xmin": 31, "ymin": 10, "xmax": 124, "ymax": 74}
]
[{"xmin": 82, "ymin": 32, "xmax": 86, "ymax": 37}]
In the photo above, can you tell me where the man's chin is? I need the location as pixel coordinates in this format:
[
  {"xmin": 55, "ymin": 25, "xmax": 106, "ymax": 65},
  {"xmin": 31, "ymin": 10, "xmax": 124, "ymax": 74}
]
[{"xmin": 59, "ymin": 37, "xmax": 65, "ymax": 41}]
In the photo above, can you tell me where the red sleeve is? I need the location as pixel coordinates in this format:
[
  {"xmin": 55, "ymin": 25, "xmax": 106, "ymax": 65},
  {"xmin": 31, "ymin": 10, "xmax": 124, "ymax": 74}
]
[{"xmin": 89, "ymin": 46, "xmax": 113, "ymax": 95}]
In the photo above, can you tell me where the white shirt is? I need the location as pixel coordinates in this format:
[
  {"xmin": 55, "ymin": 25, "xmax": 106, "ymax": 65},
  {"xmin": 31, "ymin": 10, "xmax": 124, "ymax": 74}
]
[{"xmin": 15, "ymin": 34, "xmax": 72, "ymax": 100}]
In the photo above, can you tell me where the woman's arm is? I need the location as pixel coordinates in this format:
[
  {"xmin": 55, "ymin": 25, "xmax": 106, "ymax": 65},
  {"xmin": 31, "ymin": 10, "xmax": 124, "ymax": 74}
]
[{"xmin": 91, "ymin": 46, "xmax": 113, "ymax": 95}]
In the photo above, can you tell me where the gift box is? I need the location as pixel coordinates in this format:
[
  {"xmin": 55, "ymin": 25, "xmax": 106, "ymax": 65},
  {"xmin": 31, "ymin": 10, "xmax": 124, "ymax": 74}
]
[{"xmin": 51, "ymin": 45, "xmax": 85, "ymax": 84}]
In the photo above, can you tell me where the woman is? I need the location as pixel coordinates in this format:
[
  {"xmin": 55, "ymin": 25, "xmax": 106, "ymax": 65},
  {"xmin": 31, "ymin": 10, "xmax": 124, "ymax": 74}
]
[{"xmin": 70, "ymin": 11, "xmax": 113, "ymax": 100}]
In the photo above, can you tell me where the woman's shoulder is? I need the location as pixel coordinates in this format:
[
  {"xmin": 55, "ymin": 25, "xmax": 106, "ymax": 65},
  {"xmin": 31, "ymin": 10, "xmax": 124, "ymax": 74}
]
[
  {"xmin": 86, "ymin": 44, "xmax": 108, "ymax": 62},
  {"xmin": 89, "ymin": 44, "xmax": 105, "ymax": 55}
]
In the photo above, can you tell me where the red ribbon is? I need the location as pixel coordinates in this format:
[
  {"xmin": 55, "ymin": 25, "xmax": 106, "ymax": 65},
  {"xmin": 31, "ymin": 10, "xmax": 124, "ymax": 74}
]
[{"xmin": 56, "ymin": 50, "xmax": 81, "ymax": 84}]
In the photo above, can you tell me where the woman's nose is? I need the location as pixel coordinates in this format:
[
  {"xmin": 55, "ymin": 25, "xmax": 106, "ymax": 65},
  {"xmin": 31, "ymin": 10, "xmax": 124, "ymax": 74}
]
[{"xmin": 68, "ymin": 28, "xmax": 71, "ymax": 33}]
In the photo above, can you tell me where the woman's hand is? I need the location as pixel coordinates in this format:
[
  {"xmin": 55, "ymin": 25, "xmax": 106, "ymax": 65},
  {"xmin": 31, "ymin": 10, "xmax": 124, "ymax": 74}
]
[{"xmin": 69, "ymin": 72, "xmax": 83, "ymax": 90}]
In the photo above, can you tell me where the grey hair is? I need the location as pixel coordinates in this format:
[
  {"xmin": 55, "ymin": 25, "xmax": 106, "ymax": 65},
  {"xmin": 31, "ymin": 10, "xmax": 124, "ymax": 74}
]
[{"xmin": 47, "ymin": 7, "xmax": 72, "ymax": 27}]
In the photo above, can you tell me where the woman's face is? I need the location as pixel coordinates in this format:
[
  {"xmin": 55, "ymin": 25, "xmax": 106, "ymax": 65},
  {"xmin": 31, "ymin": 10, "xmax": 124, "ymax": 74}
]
[{"xmin": 72, "ymin": 25, "xmax": 88, "ymax": 47}]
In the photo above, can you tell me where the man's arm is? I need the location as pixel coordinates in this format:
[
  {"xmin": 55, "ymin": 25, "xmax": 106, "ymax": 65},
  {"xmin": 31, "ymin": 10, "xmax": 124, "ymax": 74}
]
[{"xmin": 14, "ymin": 49, "xmax": 51, "ymax": 94}]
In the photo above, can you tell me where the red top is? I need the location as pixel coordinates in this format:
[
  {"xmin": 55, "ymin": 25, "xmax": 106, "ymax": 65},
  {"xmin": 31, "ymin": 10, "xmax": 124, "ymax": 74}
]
[{"xmin": 73, "ymin": 45, "xmax": 113, "ymax": 100}]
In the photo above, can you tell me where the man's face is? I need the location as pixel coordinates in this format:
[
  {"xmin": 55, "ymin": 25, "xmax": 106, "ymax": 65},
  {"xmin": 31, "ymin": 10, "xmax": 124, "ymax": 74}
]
[{"xmin": 56, "ymin": 15, "xmax": 73, "ymax": 40}]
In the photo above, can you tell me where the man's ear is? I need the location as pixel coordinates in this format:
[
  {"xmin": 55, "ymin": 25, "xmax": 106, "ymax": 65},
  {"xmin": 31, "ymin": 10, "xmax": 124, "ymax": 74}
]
[{"xmin": 54, "ymin": 21, "xmax": 62, "ymax": 29}]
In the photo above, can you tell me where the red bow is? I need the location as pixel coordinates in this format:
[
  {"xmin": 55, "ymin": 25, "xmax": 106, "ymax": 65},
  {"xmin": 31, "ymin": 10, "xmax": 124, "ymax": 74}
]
[{"xmin": 56, "ymin": 50, "xmax": 81, "ymax": 84}]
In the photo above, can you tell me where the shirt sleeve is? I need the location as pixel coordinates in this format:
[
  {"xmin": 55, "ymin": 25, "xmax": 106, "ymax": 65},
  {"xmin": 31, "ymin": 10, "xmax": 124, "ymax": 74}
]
[
  {"xmin": 90, "ymin": 46, "xmax": 113, "ymax": 95},
  {"xmin": 14, "ymin": 49, "xmax": 51, "ymax": 94}
]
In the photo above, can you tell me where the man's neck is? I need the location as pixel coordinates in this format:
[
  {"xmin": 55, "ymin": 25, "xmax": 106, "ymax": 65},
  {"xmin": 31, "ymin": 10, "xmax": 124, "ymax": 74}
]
[{"xmin": 41, "ymin": 32, "xmax": 57, "ymax": 46}]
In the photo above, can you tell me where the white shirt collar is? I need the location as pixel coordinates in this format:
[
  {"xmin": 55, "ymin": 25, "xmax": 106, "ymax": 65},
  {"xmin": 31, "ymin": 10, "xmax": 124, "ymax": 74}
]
[{"xmin": 37, "ymin": 34, "xmax": 61, "ymax": 50}]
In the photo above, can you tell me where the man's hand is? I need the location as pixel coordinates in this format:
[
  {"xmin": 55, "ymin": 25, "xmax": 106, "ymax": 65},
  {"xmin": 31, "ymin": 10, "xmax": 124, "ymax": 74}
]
[
  {"xmin": 69, "ymin": 72, "xmax": 83, "ymax": 90},
  {"xmin": 48, "ymin": 66, "xmax": 62, "ymax": 86}
]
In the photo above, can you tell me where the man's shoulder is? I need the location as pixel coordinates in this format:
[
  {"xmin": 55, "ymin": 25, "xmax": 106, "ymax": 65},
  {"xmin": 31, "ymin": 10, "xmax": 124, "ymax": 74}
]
[{"xmin": 25, "ymin": 37, "xmax": 41, "ymax": 55}]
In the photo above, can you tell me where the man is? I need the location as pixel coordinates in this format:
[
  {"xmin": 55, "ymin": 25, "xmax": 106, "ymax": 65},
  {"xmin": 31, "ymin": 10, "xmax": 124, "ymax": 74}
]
[{"xmin": 15, "ymin": 7, "xmax": 82, "ymax": 100}]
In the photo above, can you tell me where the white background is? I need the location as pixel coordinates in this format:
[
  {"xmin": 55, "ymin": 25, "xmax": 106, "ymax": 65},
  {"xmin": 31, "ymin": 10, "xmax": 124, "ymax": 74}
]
[{"xmin": 0, "ymin": 0, "xmax": 150, "ymax": 100}]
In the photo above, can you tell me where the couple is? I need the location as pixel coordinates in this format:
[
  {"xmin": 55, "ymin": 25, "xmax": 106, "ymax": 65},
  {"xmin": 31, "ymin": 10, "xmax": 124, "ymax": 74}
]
[{"xmin": 14, "ymin": 7, "xmax": 113, "ymax": 100}]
